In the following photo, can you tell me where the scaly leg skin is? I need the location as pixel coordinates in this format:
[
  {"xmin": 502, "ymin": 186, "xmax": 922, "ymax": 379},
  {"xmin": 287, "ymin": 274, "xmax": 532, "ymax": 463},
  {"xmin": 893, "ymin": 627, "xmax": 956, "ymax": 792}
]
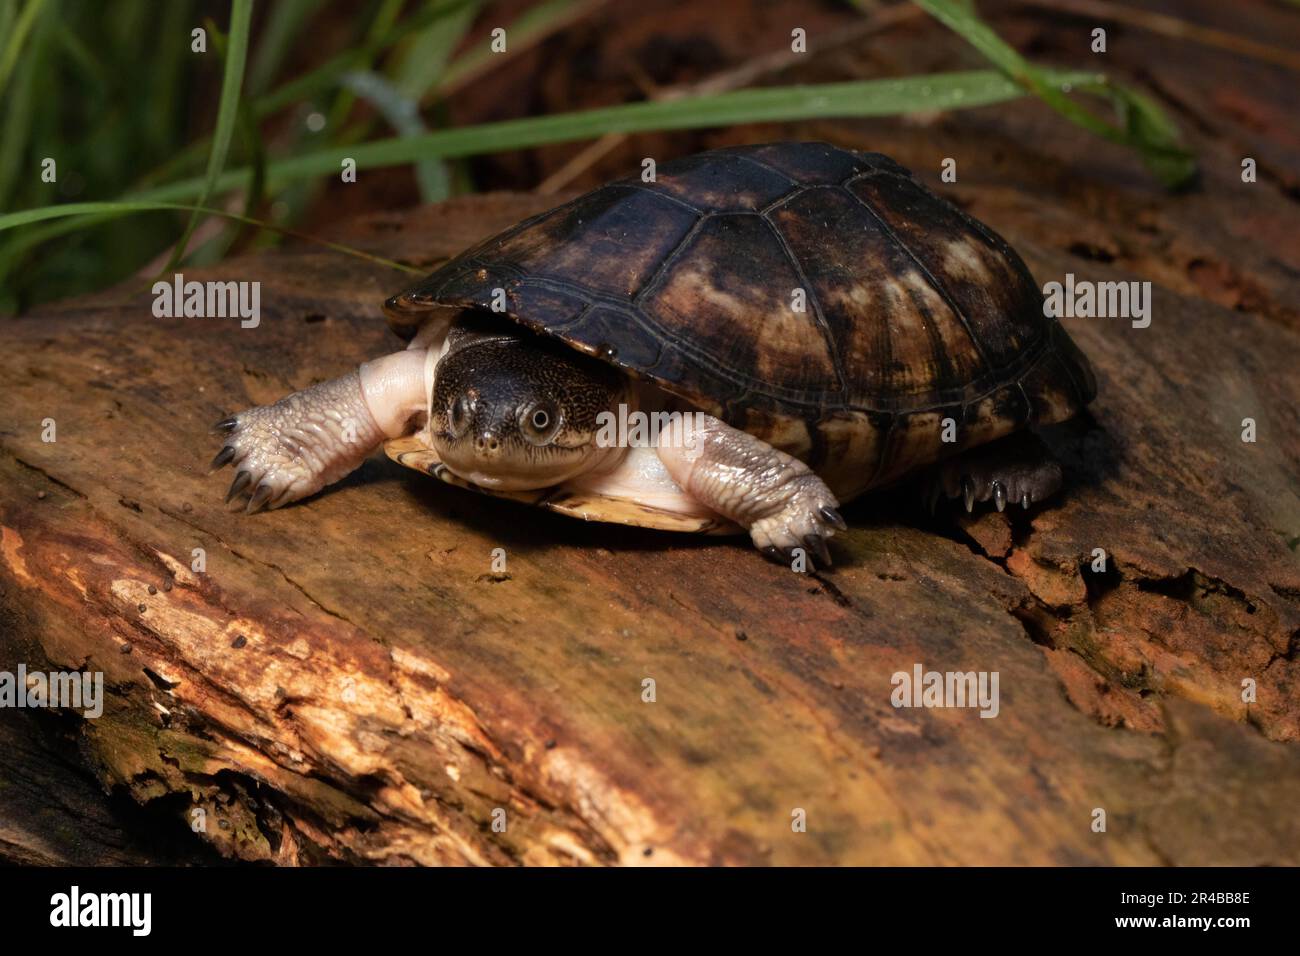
[
  {"xmin": 211, "ymin": 349, "xmax": 429, "ymax": 512},
  {"xmin": 657, "ymin": 415, "xmax": 846, "ymax": 570},
  {"xmin": 925, "ymin": 431, "xmax": 1063, "ymax": 515}
]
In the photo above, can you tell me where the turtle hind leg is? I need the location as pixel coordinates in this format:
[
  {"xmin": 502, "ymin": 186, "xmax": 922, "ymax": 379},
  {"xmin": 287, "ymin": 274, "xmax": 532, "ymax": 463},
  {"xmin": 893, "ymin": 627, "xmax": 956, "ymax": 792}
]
[{"xmin": 925, "ymin": 431, "xmax": 1063, "ymax": 514}]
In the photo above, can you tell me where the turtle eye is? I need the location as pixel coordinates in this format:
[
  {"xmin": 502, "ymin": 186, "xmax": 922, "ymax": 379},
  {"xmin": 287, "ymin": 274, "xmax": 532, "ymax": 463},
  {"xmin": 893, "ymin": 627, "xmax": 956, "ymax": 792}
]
[
  {"xmin": 520, "ymin": 403, "xmax": 561, "ymax": 444},
  {"xmin": 448, "ymin": 396, "xmax": 473, "ymax": 437}
]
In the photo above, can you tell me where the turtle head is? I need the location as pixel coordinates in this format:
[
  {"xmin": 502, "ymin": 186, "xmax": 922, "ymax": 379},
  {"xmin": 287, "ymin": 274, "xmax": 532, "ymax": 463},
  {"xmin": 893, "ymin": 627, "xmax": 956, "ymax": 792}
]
[{"xmin": 429, "ymin": 322, "xmax": 626, "ymax": 490}]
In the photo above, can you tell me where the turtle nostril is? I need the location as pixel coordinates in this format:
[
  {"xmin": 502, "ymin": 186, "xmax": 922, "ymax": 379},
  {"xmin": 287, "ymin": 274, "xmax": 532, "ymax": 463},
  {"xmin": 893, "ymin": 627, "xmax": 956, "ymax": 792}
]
[{"xmin": 474, "ymin": 433, "xmax": 500, "ymax": 456}]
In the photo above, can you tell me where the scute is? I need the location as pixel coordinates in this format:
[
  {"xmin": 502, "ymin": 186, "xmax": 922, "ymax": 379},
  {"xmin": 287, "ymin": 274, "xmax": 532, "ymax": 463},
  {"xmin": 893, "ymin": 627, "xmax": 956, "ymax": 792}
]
[
  {"xmin": 386, "ymin": 142, "xmax": 1096, "ymax": 493},
  {"xmin": 715, "ymin": 141, "xmax": 902, "ymax": 184},
  {"xmin": 639, "ymin": 214, "xmax": 840, "ymax": 399},
  {"xmin": 492, "ymin": 185, "xmax": 700, "ymax": 300},
  {"xmin": 845, "ymin": 174, "xmax": 1043, "ymax": 374},
  {"xmin": 638, "ymin": 150, "xmax": 795, "ymax": 212}
]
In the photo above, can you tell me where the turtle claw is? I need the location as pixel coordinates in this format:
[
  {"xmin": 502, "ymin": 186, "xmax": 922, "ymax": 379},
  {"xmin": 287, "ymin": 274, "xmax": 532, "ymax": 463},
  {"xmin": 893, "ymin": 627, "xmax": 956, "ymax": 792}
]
[
  {"xmin": 749, "ymin": 474, "xmax": 843, "ymax": 571},
  {"xmin": 763, "ymin": 541, "xmax": 832, "ymax": 571},
  {"xmin": 805, "ymin": 533, "xmax": 833, "ymax": 568},
  {"xmin": 819, "ymin": 506, "xmax": 848, "ymax": 531},
  {"xmin": 225, "ymin": 469, "xmax": 252, "ymax": 503},
  {"xmin": 211, "ymin": 445, "xmax": 236, "ymax": 471},
  {"xmin": 246, "ymin": 482, "xmax": 277, "ymax": 513},
  {"xmin": 760, "ymin": 544, "xmax": 813, "ymax": 571},
  {"xmin": 213, "ymin": 416, "xmax": 239, "ymax": 434},
  {"xmin": 932, "ymin": 438, "xmax": 1063, "ymax": 517}
]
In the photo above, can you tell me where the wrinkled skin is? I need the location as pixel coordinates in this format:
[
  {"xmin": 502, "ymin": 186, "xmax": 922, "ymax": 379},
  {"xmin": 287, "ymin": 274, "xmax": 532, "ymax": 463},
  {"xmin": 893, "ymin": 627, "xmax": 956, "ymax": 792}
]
[{"xmin": 427, "ymin": 316, "xmax": 627, "ymax": 491}]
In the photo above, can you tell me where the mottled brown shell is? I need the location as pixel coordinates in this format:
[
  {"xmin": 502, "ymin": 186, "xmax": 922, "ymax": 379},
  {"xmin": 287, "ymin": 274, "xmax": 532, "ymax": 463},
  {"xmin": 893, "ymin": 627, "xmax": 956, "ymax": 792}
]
[{"xmin": 386, "ymin": 142, "xmax": 1095, "ymax": 499}]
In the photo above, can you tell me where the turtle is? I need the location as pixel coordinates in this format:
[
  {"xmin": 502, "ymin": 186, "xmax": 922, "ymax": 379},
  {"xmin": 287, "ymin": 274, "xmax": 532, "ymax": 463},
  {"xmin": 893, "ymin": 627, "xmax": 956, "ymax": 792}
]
[{"xmin": 210, "ymin": 141, "xmax": 1096, "ymax": 568}]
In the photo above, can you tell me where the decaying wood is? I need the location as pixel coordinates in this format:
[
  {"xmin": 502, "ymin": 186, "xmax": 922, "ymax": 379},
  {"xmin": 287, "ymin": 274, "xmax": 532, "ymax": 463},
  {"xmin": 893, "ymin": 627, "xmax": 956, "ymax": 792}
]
[
  {"xmin": 0, "ymin": 702, "xmax": 218, "ymax": 867},
  {"xmin": 2, "ymin": 1, "xmax": 1299, "ymax": 866}
]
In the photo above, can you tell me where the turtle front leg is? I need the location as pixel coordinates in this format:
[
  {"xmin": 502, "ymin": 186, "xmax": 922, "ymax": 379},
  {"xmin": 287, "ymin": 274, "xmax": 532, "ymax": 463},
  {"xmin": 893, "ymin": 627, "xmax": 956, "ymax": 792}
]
[
  {"xmin": 211, "ymin": 348, "xmax": 429, "ymax": 512},
  {"xmin": 925, "ymin": 431, "xmax": 1063, "ymax": 514},
  {"xmin": 656, "ymin": 416, "xmax": 846, "ymax": 568}
]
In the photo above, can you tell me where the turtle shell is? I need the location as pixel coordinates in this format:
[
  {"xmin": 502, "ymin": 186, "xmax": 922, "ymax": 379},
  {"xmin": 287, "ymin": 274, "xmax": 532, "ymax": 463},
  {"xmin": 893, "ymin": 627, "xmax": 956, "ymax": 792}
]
[{"xmin": 385, "ymin": 142, "xmax": 1095, "ymax": 499}]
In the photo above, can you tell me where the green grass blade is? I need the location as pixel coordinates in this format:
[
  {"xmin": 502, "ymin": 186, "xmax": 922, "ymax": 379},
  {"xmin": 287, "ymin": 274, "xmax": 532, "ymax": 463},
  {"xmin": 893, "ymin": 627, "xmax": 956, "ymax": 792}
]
[
  {"xmin": 342, "ymin": 69, "xmax": 450, "ymax": 201},
  {"xmin": 0, "ymin": 0, "xmax": 50, "ymax": 209},
  {"xmin": 325, "ymin": 0, "xmax": 405, "ymax": 133},
  {"xmin": 246, "ymin": 0, "xmax": 324, "ymax": 96},
  {"xmin": 0, "ymin": 200, "xmax": 421, "ymax": 273},
  {"xmin": 134, "ymin": 0, "xmax": 483, "ymax": 187},
  {"xmin": 0, "ymin": 0, "xmax": 46, "ymax": 100},
  {"xmin": 391, "ymin": 0, "xmax": 482, "ymax": 101},
  {"xmin": 910, "ymin": 0, "xmax": 1195, "ymax": 187},
  {"xmin": 55, "ymin": 25, "xmax": 108, "ymax": 87},
  {"xmin": 0, "ymin": 1, "xmax": 15, "ymax": 43},
  {"xmin": 254, "ymin": 0, "xmax": 478, "ymax": 117},
  {"xmin": 435, "ymin": 0, "xmax": 599, "ymax": 98},
  {"xmin": 125, "ymin": 68, "xmax": 1098, "ymax": 206},
  {"xmin": 2, "ymin": 68, "xmax": 1097, "ymax": 275},
  {"xmin": 191, "ymin": 82, "xmax": 270, "ymax": 267},
  {"xmin": 142, "ymin": 0, "xmax": 192, "ymax": 155},
  {"xmin": 383, "ymin": 0, "xmax": 485, "ymax": 201},
  {"xmin": 162, "ymin": 0, "xmax": 255, "ymax": 273}
]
